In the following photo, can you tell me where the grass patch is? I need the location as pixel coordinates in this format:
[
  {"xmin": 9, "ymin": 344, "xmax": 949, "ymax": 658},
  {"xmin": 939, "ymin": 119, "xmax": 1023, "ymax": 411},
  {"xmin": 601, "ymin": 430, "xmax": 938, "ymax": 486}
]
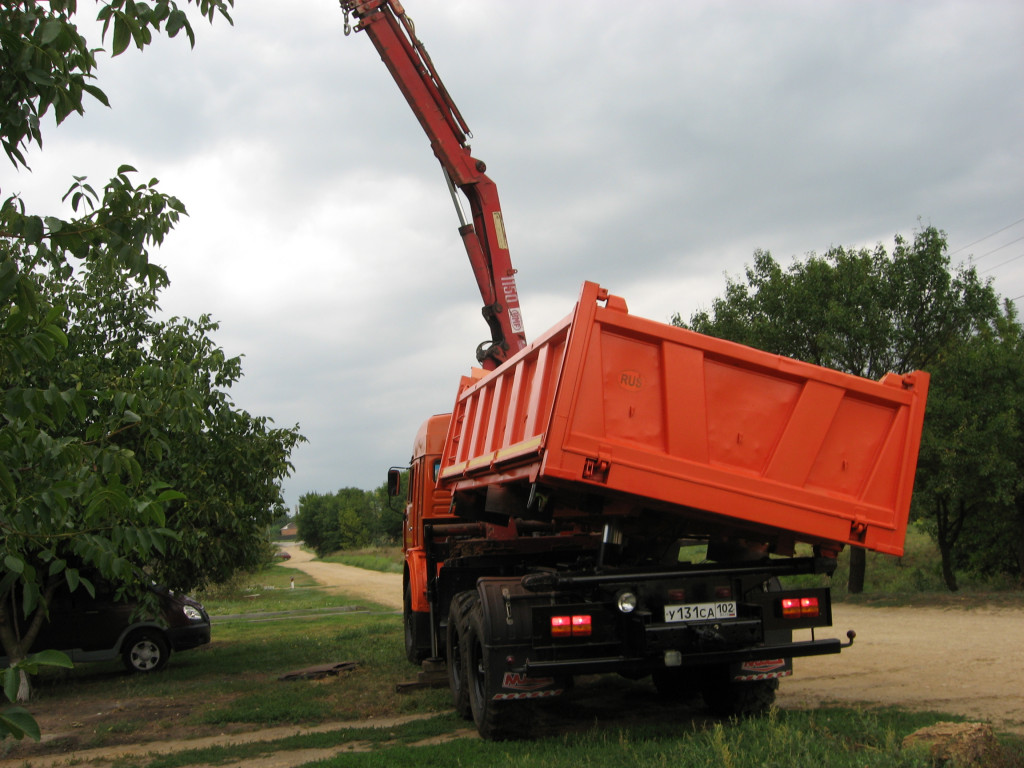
[
  {"xmin": 322, "ymin": 547, "xmax": 404, "ymax": 574},
  {"xmin": 198, "ymin": 565, "xmax": 359, "ymax": 616},
  {"xmin": 25, "ymin": 600, "xmax": 447, "ymax": 732},
  {"xmin": 11, "ymin": 550, "xmax": 1021, "ymax": 768},
  {"xmin": 104, "ymin": 701, "xmax": 1024, "ymax": 768},
  {"xmin": 767, "ymin": 523, "xmax": 1024, "ymax": 606},
  {"xmin": 128, "ymin": 714, "xmax": 465, "ymax": 768},
  {"xmin": 258, "ymin": 706, "xmax": 988, "ymax": 768}
]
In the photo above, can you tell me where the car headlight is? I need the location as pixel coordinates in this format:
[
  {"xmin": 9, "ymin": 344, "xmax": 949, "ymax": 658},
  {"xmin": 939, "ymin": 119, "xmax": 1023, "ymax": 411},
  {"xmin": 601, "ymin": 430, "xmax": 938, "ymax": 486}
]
[{"xmin": 182, "ymin": 605, "xmax": 204, "ymax": 621}]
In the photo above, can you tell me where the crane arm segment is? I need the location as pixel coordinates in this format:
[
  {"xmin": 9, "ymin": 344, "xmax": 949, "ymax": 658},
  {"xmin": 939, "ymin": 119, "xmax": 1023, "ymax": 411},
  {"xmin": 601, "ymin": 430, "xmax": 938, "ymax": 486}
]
[{"xmin": 341, "ymin": 0, "xmax": 527, "ymax": 368}]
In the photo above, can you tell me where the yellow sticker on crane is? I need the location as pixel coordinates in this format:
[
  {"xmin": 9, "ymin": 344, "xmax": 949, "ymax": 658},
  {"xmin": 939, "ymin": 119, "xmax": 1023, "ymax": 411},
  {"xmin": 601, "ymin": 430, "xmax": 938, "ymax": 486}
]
[{"xmin": 493, "ymin": 211, "xmax": 508, "ymax": 250}]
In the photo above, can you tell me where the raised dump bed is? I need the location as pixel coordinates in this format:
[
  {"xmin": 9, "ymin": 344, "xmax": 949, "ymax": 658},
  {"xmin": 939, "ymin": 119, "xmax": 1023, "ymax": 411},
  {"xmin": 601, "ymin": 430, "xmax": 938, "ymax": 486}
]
[{"xmin": 438, "ymin": 281, "xmax": 929, "ymax": 556}]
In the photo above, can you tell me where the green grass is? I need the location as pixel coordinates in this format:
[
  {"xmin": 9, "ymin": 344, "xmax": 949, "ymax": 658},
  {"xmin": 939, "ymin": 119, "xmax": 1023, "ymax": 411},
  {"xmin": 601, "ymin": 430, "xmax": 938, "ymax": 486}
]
[
  {"xmin": 321, "ymin": 547, "xmax": 404, "ymax": 574},
  {"xmin": 21, "ymin": 585, "xmax": 446, "ymax": 734},
  {"xmin": 9, "ymin": 550, "xmax": 1022, "ymax": 768},
  {"xmin": 778, "ymin": 523, "xmax": 1024, "ymax": 606},
  {"xmin": 126, "ymin": 705, "xmax": 1024, "ymax": 768},
  {"xmin": 197, "ymin": 564, "xmax": 367, "ymax": 616}
]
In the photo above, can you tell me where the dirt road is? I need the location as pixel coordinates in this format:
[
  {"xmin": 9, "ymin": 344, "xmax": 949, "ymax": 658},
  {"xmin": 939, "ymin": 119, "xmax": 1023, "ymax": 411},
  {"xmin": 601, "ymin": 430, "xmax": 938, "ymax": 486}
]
[
  {"xmin": 280, "ymin": 544, "xmax": 1024, "ymax": 733},
  {"xmin": 780, "ymin": 603, "xmax": 1024, "ymax": 733},
  {"xmin": 278, "ymin": 544, "xmax": 404, "ymax": 610}
]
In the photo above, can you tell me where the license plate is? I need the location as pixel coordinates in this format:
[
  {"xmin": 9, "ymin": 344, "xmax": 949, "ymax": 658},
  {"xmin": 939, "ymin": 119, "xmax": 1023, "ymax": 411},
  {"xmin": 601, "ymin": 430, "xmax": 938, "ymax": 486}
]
[{"xmin": 664, "ymin": 601, "xmax": 737, "ymax": 623}]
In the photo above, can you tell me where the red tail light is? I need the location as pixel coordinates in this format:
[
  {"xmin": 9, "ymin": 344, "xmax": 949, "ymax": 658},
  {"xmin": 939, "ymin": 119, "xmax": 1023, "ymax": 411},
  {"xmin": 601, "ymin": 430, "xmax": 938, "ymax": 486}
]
[
  {"xmin": 551, "ymin": 615, "xmax": 592, "ymax": 638},
  {"xmin": 781, "ymin": 597, "xmax": 820, "ymax": 619},
  {"xmin": 572, "ymin": 615, "xmax": 592, "ymax": 637},
  {"xmin": 551, "ymin": 616, "xmax": 572, "ymax": 637}
]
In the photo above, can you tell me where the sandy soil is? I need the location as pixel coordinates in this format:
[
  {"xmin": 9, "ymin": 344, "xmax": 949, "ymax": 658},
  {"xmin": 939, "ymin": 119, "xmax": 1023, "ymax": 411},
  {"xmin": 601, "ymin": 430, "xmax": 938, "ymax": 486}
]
[
  {"xmin": 2, "ymin": 547, "xmax": 1021, "ymax": 767},
  {"xmin": 779, "ymin": 603, "xmax": 1024, "ymax": 733}
]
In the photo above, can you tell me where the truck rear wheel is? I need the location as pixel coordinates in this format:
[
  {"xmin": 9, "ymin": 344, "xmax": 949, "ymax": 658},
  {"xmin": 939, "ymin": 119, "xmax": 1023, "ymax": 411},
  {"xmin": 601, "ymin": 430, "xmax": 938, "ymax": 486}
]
[
  {"xmin": 651, "ymin": 668, "xmax": 700, "ymax": 701},
  {"xmin": 446, "ymin": 591, "xmax": 476, "ymax": 720},
  {"xmin": 464, "ymin": 596, "xmax": 531, "ymax": 740},
  {"xmin": 701, "ymin": 669, "xmax": 778, "ymax": 718}
]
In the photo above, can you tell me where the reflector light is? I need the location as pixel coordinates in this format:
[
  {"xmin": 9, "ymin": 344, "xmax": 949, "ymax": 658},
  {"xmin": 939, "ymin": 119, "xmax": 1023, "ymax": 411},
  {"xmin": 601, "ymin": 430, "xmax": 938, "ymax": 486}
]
[
  {"xmin": 715, "ymin": 585, "xmax": 734, "ymax": 599},
  {"xmin": 550, "ymin": 615, "xmax": 592, "ymax": 638},
  {"xmin": 550, "ymin": 616, "xmax": 572, "ymax": 637},
  {"xmin": 781, "ymin": 597, "xmax": 820, "ymax": 619},
  {"xmin": 667, "ymin": 589, "xmax": 686, "ymax": 602},
  {"xmin": 572, "ymin": 615, "xmax": 592, "ymax": 637}
]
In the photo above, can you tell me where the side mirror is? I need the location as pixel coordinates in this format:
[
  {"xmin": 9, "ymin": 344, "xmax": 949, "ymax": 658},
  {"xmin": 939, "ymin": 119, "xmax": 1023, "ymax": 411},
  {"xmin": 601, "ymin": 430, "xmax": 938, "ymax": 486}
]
[{"xmin": 387, "ymin": 468, "xmax": 402, "ymax": 497}]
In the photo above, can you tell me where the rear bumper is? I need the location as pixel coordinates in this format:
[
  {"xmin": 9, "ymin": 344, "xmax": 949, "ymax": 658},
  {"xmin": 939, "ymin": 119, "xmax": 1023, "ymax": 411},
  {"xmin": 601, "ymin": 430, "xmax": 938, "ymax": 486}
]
[{"xmin": 520, "ymin": 636, "xmax": 842, "ymax": 677}]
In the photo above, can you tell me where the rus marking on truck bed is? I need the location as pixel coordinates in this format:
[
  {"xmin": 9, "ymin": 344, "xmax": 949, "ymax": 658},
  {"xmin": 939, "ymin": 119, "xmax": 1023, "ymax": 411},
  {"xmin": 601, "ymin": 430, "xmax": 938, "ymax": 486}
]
[{"xmin": 619, "ymin": 371, "xmax": 643, "ymax": 390}]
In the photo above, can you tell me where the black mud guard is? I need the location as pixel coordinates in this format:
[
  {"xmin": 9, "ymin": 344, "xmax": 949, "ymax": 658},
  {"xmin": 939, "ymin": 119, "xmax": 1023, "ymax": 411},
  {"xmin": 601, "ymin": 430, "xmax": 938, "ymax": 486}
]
[{"xmin": 476, "ymin": 577, "xmax": 568, "ymax": 701}]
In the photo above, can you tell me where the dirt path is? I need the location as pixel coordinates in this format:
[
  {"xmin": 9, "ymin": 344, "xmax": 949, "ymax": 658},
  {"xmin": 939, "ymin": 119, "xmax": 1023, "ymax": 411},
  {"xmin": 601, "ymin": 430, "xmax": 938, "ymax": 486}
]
[
  {"xmin": 276, "ymin": 543, "xmax": 403, "ymax": 611},
  {"xmin": 779, "ymin": 603, "xmax": 1024, "ymax": 733}
]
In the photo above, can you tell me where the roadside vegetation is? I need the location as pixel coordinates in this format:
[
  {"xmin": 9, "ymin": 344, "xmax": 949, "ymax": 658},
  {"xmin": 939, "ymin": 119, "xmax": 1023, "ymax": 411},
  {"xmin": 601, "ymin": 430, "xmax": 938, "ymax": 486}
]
[
  {"xmin": 783, "ymin": 523, "xmax": 1024, "ymax": 606},
  {"xmin": 320, "ymin": 547, "xmax": 404, "ymax": 574}
]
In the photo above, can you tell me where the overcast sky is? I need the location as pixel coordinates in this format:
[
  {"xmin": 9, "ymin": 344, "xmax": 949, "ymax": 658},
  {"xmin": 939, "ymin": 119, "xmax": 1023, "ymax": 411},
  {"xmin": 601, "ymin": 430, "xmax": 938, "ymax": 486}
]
[{"xmin": 10, "ymin": 0, "xmax": 1024, "ymax": 510}]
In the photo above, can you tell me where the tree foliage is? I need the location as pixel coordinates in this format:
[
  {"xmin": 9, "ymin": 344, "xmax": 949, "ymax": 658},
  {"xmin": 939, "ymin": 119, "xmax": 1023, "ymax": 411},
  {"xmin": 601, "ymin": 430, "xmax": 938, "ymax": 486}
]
[
  {"xmin": 682, "ymin": 228, "xmax": 996, "ymax": 378},
  {"xmin": 912, "ymin": 303, "xmax": 1023, "ymax": 588},
  {"xmin": 296, "ymin": 483, "xmax": 405, "ymax": 558},
  {"xmin": 676, "ymin": 226, "xmax": 1020, "ymax": 590},
  {"xmin": 0, "ymin": 0, "xmax": 309, "ymax": 717},
  {"xmin": 28, "ymin": 254, "xmax": 304, "ymax": 592},
  {"xmin": 0, "ymin": 650, "xmax": 71, "ymax": 740},
  {"xmin": 1, "ymin": 0, "xmax": 233, "ymax": 168}
]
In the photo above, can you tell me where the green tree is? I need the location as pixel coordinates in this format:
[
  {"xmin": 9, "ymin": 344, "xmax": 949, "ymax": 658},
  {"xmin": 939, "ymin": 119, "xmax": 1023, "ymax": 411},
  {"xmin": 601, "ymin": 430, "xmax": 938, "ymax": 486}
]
[
  {"xmin": 296, "ymin": 483, "xmax": 405, "ymax": 557},
  {"xmin": 35, "ymin": 256, "xmax": 302, "ymax": 591},
  {"xmin": 677, "ymin": 227, "xmax": 1001, "ymax": 592},
  {"xmin": 370, "ymin": 476, "xmax": 405, "ymax": 544},
  {"xmin": 1, "ymin": 0, "xmax": 255, "ymax": 716},
  {"xmin": 296, "ymin": 492, "xmax": 341, "ymax": 558},
  {"xmin": 913, "ymin": 303, "xmax": 1023, "ymax": 589}
]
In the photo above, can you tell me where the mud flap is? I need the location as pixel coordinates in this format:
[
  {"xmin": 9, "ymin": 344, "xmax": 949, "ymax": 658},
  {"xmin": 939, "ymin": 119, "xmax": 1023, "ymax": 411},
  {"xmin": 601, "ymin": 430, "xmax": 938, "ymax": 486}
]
[
  {"xmin": 731, "ymin": 658, "xmax": 792, "ymax": 682},
  {"xmin": 492, "ymin": 658, "xmax": 567, "ymax": 702},
  {"xmin": 476, "ymin": 578, "xmax": 568, "ymax": 702}
]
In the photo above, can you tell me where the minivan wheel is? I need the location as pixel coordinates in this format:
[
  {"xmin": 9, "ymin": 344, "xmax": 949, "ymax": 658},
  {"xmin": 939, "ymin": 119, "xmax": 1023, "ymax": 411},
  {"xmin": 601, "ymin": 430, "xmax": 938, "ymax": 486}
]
[{"xmin": 122, "ymin": 630, "xmax": 170, "ymax": 673}]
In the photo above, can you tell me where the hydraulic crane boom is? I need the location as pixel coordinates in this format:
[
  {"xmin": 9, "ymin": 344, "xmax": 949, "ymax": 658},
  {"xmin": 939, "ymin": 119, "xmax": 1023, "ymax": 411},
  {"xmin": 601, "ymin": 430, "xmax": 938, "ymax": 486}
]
[{"xmin": 340, "ymin": 0, "xmax": 527, "ymax": 369}]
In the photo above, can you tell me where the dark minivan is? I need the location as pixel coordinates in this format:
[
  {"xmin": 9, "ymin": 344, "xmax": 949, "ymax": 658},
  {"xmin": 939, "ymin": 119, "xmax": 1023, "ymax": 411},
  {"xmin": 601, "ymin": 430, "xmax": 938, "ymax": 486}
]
[{"xmin": 1, "ymin": 579, "xmax": 211, "ymax": 673}]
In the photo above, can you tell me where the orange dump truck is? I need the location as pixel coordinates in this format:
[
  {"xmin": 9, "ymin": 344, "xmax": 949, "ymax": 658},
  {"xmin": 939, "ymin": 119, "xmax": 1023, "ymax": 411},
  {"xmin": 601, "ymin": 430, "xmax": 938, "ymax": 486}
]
[{"xmin": 393, "ymin": 281, "xmax": 929, "ymax": 740}]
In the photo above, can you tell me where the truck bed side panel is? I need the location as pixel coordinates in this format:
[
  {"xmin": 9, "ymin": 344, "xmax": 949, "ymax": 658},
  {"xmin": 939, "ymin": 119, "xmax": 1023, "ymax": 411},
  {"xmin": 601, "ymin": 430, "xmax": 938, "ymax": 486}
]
[{"xmin": 439, "ymin": 282, "xmax": 929, "ymax": 556}]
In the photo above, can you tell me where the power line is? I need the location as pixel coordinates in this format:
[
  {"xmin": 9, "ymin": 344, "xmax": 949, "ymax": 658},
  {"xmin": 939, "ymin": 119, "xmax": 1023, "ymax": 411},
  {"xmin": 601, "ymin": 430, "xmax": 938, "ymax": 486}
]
[
  {"xmin": 975, "ymin": 234, "xmax": 1024, "ymax": 262},
  {"xmin": 951, "ymin": 215, "xmax": 1024, "ymax": 257},
  {"xmin": 980, "ymin": 252, "xmax": 1024, "ymax": 275}
]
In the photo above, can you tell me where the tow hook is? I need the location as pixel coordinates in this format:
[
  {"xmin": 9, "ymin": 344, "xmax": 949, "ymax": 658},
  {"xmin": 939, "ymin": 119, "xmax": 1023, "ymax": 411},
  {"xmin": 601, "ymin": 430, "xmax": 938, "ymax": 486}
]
[{"xmin": 841, "ymin": 630, "xmax": 856, "ymax": 648}]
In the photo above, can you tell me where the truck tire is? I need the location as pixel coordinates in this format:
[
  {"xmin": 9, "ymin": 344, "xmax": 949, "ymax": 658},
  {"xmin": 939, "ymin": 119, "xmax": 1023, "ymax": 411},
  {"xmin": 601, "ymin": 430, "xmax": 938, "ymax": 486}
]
[
  {"xmin": 464, "ymin": 596, "xmax": 531, "ymax": 740},
  {"xmin": 651, "ymin": 668, "xmax": 700, "ymax": 701},
  {"xmin": 404, "ymin": 582, "xmax": 429, "ymax": 664},
  {"xmin": 701, "ymin": 669, "xmax": 778, "ymax": 718},
  {"xmin": 446, "ymin": 591, "xmax": 476, "ymax": 720}
]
